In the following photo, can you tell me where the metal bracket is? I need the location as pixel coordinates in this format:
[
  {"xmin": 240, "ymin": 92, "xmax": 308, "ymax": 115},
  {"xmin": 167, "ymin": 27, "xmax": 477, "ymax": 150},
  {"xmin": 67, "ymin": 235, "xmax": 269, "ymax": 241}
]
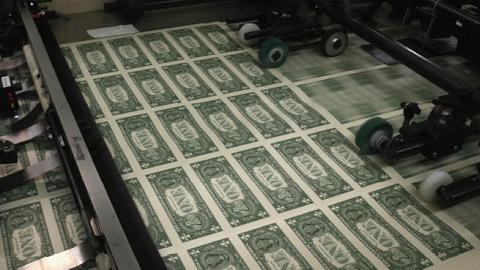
[{"xmin": 17, "ymin": 241, "xmax": 95, "ymax": 270}]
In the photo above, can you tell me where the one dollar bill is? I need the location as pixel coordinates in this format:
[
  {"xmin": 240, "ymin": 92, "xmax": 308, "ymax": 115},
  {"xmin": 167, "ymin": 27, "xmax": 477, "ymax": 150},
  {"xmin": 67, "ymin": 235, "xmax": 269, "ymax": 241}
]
[
  {"xmin": 0, "ymin": 203, "xmax": 54, "ymax": 270},
  {"xmin": 192, "ymin": 157, "xmax": 269, "ymax": 226},
  {"xmin": 309, "ymin": 129, "xmax": 390, "ymax": 187},
  {"xmin": 148, "ymin": 167, "xmax": 222, "ymax": 241},
  {"xmin": 286, "ymin": 210, "xmax": 376, "ymax": 270},
  {"xmin": 239, "ymin": 223, "xmax": 312, "ymax": 269},
  {"xmin": 370, "ymin": 184, "xmax": 473, "ymax": 260},
  {"xmin": 330, "ymin": 197, "xmax": 432, "ymax": 269}
]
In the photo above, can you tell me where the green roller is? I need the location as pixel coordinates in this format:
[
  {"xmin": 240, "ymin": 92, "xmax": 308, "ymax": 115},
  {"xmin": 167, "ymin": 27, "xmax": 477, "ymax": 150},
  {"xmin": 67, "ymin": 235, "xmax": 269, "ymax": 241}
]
[
  {"xmin": 355, "ymin": 117, "xmax": 393, "ymax": 154},
  {"xmin": 258, "ymin": 37, "xmax": 289, "ymax": 68}
]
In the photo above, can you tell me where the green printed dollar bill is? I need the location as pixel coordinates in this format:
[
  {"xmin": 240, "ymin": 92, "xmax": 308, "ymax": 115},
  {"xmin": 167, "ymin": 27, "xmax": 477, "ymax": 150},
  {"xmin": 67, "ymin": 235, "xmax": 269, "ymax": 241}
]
[
  {"xmin": 163, "ymin": 254, "xmax": 186, "ymax": 270},
  {"xmin": 129, "ymin": 68, "xmax": 180, "ymax": 107},
  {"xmin": 309, "ymin": 129, "xmax": 390, "ymax": 187},
  {"xmin": 234, "ymin": 146, "xmax": 313, "ymax": 212},
  {"xmin": 50, "ymin": 194, "xmax": 88, "ymax": 249},
  {"xmin": 94, "ymin": 75, "xmax": 143, "ymax": 115},
  {"xmin": 189, "ymin": 238, "xmax": 248, "ymax": 270},
  {"xmin": 33, "ymin": 135, "xmax": 69, "ymax": 192},
  {"xmin": 168, "ymin": 28, "xmax": 213, "ymax": 58},
  {"xmin": 157, "ymin": 106, "xmax": 218, "ymax": 158},
  {"xmin": 330, "ymin": 197, "xmax": 433, "ymax": 269},
  {"xmin": 286, "ymin": 210, "xmax": 376, "ymax": 270},
  {"xmin": 163, "ymin": 63, "xmax": 216, "ymax": 100},
  {"xmin": 117, "ymin": 114, "xmax": 176, "ymax": 169},
  {"xmin": 76, "ymin": 42, "xmax": 118, "ymax": 75},
  {"xmin": 108, "ymin": 37, "xmax": 151, "ymax": 69},
  {"xmin": 299, "ymin": 65, "xmax": 444, "ymax": 123},
  {"xmin": 76, "ymin": 81, "xmax": 104, "ymax": 119},
  {"xmin": 138, "ymin": 32, "xmax": 183, "ymax": 63},
  {"xmin": 192, "ymin": 157, "xmax": 269, "ymax": 226},
  {"xmin": 239, "ymin": 223, "xmax": 312, "ymax": 269},
  {"xmin": 97, "ymin": 122, "xmax": 133, "ymax": 175},
  {"xmin": 262, "ymin": 86, "xmax": 328, "ymax": 129},
  {"xmin": 125, "ymin": 178, "xmax": 171, "ymax": 248},
  {"xmin": 194, "ymin": 99, "xmax": 257, "ymax": 148},
  {"xmin": 147, "ymin": 167, "xmax": 222, "ymax": 241},
  {"xmin": 0, "ymin": 117, "xmax": 12, "ymax": 136},
  {"xmin": 229, "ymin": 92, "xmax": 294, "ymax": 138},
  {"xmin": 0, "ymin": 164, "xmax": 23, "ymax": 180},
  {"xmin": 0, "ymin": 182, "xmax": 37, "ymax": 205},
  {"xmin": 277, "ymin": 34, "xmax": 379, "ymax": 82},
  {"xmin": 370, "ymin": 184, "xmax": 473, "ymax": 260},
  {"xmin": 273, "ymin": 137, "xmax": 353, "ymax": 199},
  {"xmin": 194, "ymin": 57, "xmax": 248, "ymax": 93},
  {"xmin": 196, "ymin": 24, "xmax": 242, "ymax": 53},
  {"xmin": 0, "ymin": 203, "xmax": 54, "ymax": 270},
  {"xmin": 0, "ymin": 144, "xmax": 37, "ymax": 204},
  {"xmin": 62, "ymin": 47, "xmax": 83, "ymax": 78},
  {"xmin": 225, "ymin": 52, "xmax": 280, "ymax": 87},
  {"xmin": 42, "ymin": 170, "xmax": 68, "ymax": 193}
]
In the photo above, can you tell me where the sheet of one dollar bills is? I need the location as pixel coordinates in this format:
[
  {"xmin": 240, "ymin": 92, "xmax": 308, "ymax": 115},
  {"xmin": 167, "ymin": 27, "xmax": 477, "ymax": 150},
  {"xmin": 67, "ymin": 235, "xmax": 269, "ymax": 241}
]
[{"xmin": 1, "ymin": 21, "xmax": 480, "ymax": 270}]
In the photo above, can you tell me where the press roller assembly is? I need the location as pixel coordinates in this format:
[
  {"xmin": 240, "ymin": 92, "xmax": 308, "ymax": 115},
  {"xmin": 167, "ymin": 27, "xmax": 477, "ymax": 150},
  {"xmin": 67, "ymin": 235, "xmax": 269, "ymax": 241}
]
[{"xmin": 314, "ymin": 1, "xmax": 480, "ymax": 205}]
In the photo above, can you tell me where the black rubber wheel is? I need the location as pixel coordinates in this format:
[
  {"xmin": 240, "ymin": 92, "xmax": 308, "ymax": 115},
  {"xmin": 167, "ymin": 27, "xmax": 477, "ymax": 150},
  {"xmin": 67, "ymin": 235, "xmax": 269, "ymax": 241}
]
[
  {"xmin": 355, "ymin": 117, "xmax": 393, "ymax": 154},
  {"xmin": 320, "ymin": 26, "xmax": 348, "ymax": 57},
  {"xmin": 258, "ymin": 37, "xmax": 289, "ymax": 68}
]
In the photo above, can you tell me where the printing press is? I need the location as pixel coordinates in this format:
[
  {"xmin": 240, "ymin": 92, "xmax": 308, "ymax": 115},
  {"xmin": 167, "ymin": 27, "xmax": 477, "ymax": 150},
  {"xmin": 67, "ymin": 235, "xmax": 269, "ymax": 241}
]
[{"xmin": 1, "ymin": 1, "xmax": 480, "ymax": 269}]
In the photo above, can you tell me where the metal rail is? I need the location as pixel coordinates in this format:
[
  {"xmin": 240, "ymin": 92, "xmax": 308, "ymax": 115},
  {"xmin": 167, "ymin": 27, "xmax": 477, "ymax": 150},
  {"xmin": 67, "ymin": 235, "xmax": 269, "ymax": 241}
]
[{"xmin": 17, "ymin": 2, "xmax": 153, "ymax": 269}]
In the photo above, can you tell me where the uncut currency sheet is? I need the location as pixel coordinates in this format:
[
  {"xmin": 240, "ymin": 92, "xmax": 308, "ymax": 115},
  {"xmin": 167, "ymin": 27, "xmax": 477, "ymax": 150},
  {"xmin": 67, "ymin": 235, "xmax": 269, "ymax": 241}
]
[{"xmin": 1, "ymin": 21, "xmax": 480, "ymax": 270}]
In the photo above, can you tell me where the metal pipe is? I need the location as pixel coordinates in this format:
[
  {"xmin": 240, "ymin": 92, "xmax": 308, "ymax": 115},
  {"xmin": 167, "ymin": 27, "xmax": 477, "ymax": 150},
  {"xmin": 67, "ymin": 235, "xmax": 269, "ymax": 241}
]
[{"xmin": 317, "ymin": 3, "xmax": 478, "ymax": 100}]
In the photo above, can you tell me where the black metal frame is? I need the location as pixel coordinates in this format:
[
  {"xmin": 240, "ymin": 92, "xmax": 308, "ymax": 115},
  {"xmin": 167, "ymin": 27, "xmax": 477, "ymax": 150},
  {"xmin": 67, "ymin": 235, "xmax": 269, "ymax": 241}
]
[
  {"xmin": 16, "ymin": 1, "xmax": 167, "ymax": 269},
  {"xmin": 364, "ymin": 0, "xmax": 480, "ymax": 63},
  {"xmin": 228, "ymin": 0, "xmax": 349, "ymax": 68},
  {"xmin": 109, "ymin": 0, "xmax": 237, "ymax": 22},
  {"xmin": 230, "ymin": 1, "xmax": 330, "ymax": 49},
  {"xmin": 316, "ymin": 1, "xmax": 480, "ymax": 205}
]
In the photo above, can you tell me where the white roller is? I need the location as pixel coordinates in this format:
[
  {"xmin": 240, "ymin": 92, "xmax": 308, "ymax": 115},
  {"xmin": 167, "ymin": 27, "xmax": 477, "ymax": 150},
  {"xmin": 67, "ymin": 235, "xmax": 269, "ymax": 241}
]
[
  {"xmin": 238, "ymin": 23, "xmax": 260, "ymax": 46},
  {"xmin": 419, "ymin": 170, "xmax": 454, "ymax": 202}
]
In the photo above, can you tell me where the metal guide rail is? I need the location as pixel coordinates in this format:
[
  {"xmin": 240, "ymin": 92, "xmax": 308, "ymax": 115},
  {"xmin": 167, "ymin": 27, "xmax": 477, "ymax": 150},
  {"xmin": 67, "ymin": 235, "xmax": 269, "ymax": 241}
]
[{"xmin": 14, "ymin": 1, "xmax": 167, "ymax": 269}]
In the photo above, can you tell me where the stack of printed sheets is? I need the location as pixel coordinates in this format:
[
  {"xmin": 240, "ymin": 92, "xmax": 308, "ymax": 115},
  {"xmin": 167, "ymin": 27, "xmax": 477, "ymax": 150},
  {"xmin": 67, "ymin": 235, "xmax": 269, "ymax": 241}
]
[{"xmin": 1, "ymin": 21, "xmax": 479, "ymax": 270}]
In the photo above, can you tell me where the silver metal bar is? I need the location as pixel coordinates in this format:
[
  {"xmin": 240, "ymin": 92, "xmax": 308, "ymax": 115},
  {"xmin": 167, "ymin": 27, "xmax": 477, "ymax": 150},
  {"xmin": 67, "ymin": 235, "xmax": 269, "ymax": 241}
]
[
  {"xmin": 16, "ymin": 3, "xmax": 141, "ymax": 270},
  {"xmin": 0, "ymin": 119, "xmax": 46, "ymax": 144},
  {"xmin": 0, "ymin": 153, "xmax": 61, "ymax": 191},
  {"xmin": 17, "ymin": 241, "xmax": 95, "ymax": 270}
]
